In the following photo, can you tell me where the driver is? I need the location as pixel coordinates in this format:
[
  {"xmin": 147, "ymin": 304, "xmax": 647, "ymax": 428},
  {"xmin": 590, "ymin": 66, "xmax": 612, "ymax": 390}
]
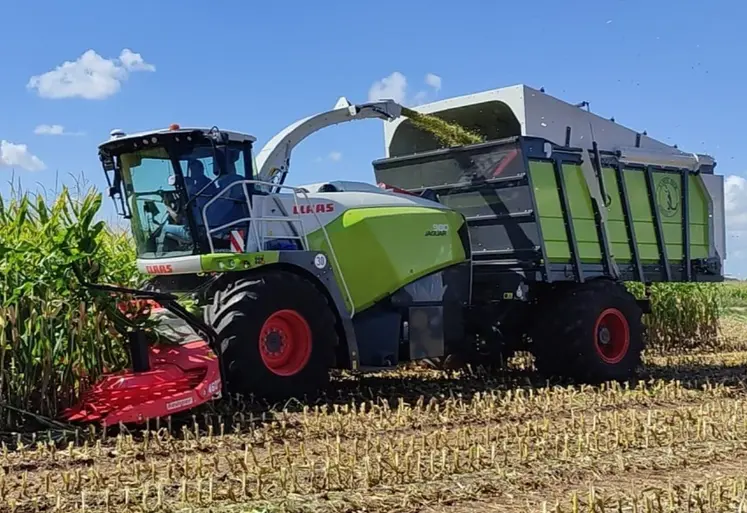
[
  {"xmin": 206, "ymin": 148, "xmax": 249, "ymax": 232},
  {"xmin": 161, "ymin": 159, "xmax": 216, "ymax": 244},
  {"xmin": 183, "ymin": 159, "xmax": 215, "ymax": 225},
  {"xmin": 160, "ymin": 150, "xmax": 249, "ymax": 250},
  {"xmin": 184, "ymin": 159, "xmax": 212, "ymax": 196}
]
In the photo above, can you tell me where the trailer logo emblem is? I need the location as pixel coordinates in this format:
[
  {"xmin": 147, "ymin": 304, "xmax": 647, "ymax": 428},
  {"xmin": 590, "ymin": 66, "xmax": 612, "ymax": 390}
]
[{"xmin": 656, "ymin": 177, "xmax": 680, "ymax": 218}]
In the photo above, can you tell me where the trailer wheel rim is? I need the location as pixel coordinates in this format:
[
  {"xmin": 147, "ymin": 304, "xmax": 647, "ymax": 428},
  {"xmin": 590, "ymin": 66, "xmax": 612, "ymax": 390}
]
[
  {"xmin": 259, "ymin": 309, "xmax": 312, "ymax": 376},
  {"xmin": 593, "ymin": 308, "xmax": 630, "ymax": 364}
]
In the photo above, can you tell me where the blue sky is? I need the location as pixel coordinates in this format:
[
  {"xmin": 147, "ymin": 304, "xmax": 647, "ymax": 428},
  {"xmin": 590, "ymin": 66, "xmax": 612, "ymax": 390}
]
[{"xmin": 1, "ymin": 0, "xmax": 746, "ymax": 275}]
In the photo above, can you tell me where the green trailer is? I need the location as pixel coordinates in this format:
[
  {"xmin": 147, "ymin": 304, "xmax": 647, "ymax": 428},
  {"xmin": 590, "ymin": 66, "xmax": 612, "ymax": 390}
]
[
  {"xmin": 64, "ymin": 86, "xmax": 725, "ymax": 424},
  {"xmin": 373, "ymin": 84, "xmax": 724, "ymax": 379}
]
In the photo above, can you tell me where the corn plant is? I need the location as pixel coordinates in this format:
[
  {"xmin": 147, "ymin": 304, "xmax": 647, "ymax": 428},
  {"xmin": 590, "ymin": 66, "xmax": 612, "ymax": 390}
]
[
  {"xmin": 626, "ymin": 282, "xmax": 723, "ymax": 353},
  {"xmin": 0, "ymin": 186, "xmax": 140, "ymax": 427},
  {"xmin": 718, "ymin": 280, "xmax": 747, "ymax": 308}
]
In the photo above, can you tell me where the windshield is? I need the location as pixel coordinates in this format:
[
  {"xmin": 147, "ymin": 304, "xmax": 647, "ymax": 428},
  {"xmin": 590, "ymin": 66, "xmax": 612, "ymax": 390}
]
[{"xmin": 120, "ymin": 142, "xmax": 253, "ymax": 259}]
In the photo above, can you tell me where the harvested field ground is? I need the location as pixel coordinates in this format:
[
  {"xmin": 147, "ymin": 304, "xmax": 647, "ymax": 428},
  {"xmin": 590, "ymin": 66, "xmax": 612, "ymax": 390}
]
[{"xmin": 3, "ymin": 318, "xmax": 747, "ymax": 512}]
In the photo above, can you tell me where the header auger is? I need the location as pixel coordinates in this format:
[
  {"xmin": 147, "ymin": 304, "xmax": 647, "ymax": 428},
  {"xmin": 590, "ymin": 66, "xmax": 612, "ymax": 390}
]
[{"xmin": 63, "ymin": 85, "xmax": 725, "ymax": 426}]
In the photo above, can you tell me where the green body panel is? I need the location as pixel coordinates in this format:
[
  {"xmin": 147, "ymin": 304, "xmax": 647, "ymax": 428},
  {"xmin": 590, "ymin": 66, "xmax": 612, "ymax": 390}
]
[
  {"xmin": 306, "ymin": 206, "xmax": 467, "ymax": 313},
  {"xmin": 531, "ymin": 161, "xmax": 603, "ymax": 263},
  {"xmin": 530, "ymin": 161, "xmax": 710, "ymax": 265},
  {"xmin": 200, "ymin": 251, "xmax": 280, "ymax": 272}
]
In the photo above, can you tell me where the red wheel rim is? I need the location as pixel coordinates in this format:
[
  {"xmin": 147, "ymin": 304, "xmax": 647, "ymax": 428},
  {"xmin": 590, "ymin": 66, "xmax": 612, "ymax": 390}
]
[
  {"xmin": 593, "ymin": 308, "xmax": 630, "ymax": 364},
  {"xmin": 259, "ymin": 309, "xmax": 312, "ymax": 376}
]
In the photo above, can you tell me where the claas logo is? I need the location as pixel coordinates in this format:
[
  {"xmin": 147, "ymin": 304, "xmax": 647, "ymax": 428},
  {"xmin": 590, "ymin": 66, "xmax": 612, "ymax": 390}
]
[
  {"xmin": 293, "ymin": 203, "xmax": 335, "ymax": 215},
  {"xmin": 145, "ymin": 264, "xmax": 173, "ymax": 274}
]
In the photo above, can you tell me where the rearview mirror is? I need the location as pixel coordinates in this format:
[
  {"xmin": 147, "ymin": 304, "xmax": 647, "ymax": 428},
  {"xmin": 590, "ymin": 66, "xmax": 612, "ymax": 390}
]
[{"xmin": 100, "ymin": 151, "xmax": 115, "ymax": 171}]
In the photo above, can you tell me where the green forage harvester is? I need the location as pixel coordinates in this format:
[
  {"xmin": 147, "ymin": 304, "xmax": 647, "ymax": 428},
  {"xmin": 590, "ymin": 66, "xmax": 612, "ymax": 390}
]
[{"xmin": 57, "ymin": 84, "xmax": 724, "ymax": 427}]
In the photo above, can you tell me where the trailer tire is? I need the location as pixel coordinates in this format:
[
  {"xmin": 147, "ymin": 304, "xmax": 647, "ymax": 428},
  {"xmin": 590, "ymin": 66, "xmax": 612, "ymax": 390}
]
[
  {"xmin": 531, "ymin": 280, "xmax": 644, "ymax": 383},
  {"xmin": 206, "ymin": 271, "xmax": 337, "ymax": 402}
]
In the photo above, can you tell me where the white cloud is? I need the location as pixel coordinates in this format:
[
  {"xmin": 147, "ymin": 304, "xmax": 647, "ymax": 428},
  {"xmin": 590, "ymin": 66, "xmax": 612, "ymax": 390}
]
[
  {"xmin": 725, "ymin": 175, "xmax": 747, "ymax": 231},
  {"xmin": 0, "ymin": 141, "xmax": 46, "ymax": 171},
  {"xmin": 723, "ymin": 174, "xmax": 747, "ymax": 276},
  {"xmin": 118, "ymin": 49, "xmax": 155, "ymax": 72},
  {"xmin": 315, "ymin": 151, "xmax": 343, "ymax": 163},
  {"xmin": 27, "ymin": 48, "xmax": 155, "ymax": 100},
  {"xmin": 367, "ymin": 71, "xmax": 443, "ymax": 106},
  {"xmin": 413, "ymin": 90, "xmax": 429, "ymax": 105},
  {"xmin": 425, "ymin": 73, "xmax": 442, "ymax": 91},
  {"xmin": 34, "ymin": 124, "xmax": 65, "ymax": 135},
  {"xmin": 33, "ymin": 124, "xmax": 84, "ymax": 136},
  {"xmin": 368, "ymin": 71, "xmax": 408, "ymax": 104}
]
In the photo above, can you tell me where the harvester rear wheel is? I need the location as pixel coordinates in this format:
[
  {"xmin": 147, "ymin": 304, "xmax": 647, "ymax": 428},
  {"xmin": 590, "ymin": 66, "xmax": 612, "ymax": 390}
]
[
  {"xmin": 206, "ymin": 271, "xmax": 337, "ymax": 402},
  {"xmin": 530, "ymin": 279, "xmax": 644, "ymax": 383}
]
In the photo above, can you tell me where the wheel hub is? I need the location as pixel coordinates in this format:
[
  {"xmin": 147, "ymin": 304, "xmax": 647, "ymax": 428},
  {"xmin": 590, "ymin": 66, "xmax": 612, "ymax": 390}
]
[
  {"xmin": 598, "ymin": 326, "xmax": 611, "ymax": 345},
  {"xmin": 263, "ymin": 330, "xmax": 286, "ymax": 355},
  {"xmin": 593, "ymin": 308, "xmax": 630, "ymax": 365},
  {"xmin": 258, "ymin": 309, "xmax": 313, "ymax": 376}
]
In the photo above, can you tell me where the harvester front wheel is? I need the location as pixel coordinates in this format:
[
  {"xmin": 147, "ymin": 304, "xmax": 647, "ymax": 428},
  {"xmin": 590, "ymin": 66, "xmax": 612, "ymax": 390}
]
[
  {"xmin": 531, "ymin": 280, "xmax": 644, "ymax": 383},
  {"xmin": 207, "ymin": 271, "xmax": 337, "ymax": 402}
]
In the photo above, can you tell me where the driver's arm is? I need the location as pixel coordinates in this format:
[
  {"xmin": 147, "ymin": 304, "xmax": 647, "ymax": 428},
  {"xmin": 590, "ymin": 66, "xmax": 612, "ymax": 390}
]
[{"xmin": 164, "ymin": 203, "xmax": 179, "ymax": 222}]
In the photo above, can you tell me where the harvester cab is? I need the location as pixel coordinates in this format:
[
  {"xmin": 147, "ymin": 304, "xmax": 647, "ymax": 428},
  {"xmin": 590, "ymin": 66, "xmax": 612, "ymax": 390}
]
[{"xmin": 100, "ymin": 126, "xmax": 256, "ymax": 259}]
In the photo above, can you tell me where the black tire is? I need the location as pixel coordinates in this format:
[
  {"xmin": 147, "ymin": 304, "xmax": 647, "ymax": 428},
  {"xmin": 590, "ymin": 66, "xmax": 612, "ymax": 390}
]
[
  {"xmin": 530, "ymin": 279, "xmax": 644, "ymax": 383},
  {"xmin": 205, "ymin": 271, "xmax": 338, "ymax": 402}
]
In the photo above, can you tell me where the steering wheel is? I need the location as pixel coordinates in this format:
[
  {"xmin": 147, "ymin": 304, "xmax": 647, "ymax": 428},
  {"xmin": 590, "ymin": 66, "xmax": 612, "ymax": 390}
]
[
  {"xmin": 141, "ymin": 199, "xmax": 170, "ymax": 250},
  {"xmin": 145, "ymin": 216, "xmax": 170, "ymax": 249},
  {"xmin": 158, "ymin": 190, "xmax": 182, "ymax": 215}
]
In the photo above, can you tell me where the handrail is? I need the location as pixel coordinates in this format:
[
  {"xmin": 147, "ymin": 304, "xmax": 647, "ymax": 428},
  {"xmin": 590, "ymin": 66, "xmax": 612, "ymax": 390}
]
[{"xmin": 199, "ymin": 178, "xmax": 355, "ymax": 316}]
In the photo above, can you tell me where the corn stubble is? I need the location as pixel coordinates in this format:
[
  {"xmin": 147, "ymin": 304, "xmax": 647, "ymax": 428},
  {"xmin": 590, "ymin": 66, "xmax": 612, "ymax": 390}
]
[
  {"xmin": 2, "ymin": 366, "xmax": 747, "ymax": 512},
  {"xmin": 2, "ymin": 130, "xmax": 747, "ymax": 510}
]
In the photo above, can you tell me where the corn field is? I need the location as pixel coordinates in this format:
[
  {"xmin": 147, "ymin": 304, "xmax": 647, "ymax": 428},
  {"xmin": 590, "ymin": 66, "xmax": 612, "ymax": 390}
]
[
  {"xmin": 0, "ymin": 187, "xmax": 139, "ymax": 427},
  {"xmin": 1, "ymin": 187, "xmax": 747, "ymax": 511},
  {"xmin": 626, "ymin": 282, "xmax": 723, "ymax": 354}
]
